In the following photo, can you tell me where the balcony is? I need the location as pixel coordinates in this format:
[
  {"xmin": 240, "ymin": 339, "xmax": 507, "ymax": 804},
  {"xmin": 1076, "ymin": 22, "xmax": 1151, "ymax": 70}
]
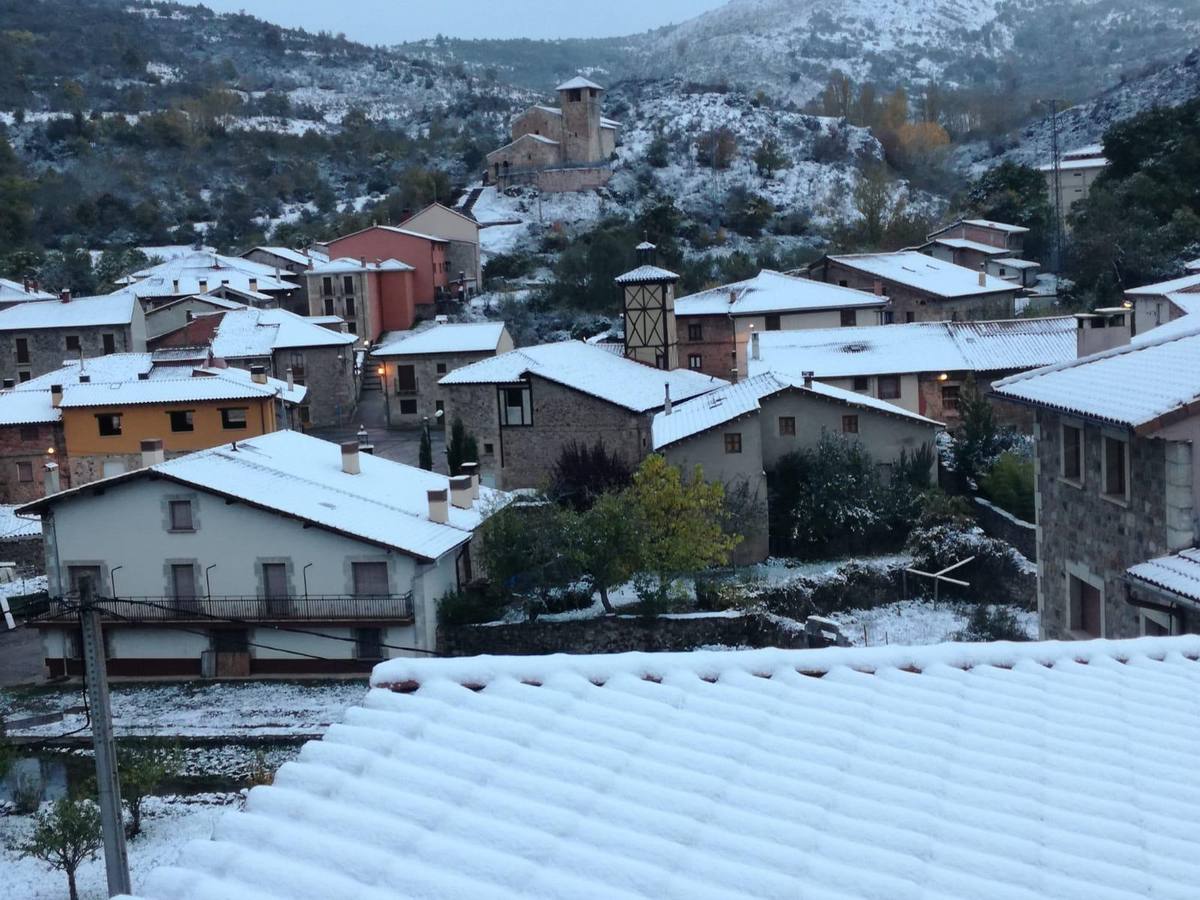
[{"xmin": 45, "ymin": 594, "xmax": 415, "ymax": 624}]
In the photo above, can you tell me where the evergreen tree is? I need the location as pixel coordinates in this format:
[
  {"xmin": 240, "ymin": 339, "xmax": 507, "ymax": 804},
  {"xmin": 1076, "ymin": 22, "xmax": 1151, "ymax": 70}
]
[
  {"xmin": 418, "ymin": 426, "xmax": 433, "ymax": 471},
  {"xmin": 951, "ymin": 375, "xmax": 1001, "ymax": 490},
  {"xmin": 966, "ymin": 161, "xmax": 1053, "ymax": 261}
]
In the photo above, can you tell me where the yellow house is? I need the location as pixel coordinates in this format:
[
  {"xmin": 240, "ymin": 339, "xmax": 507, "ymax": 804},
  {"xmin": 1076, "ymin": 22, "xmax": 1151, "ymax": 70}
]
[{"xmin": 54, "ymin": 369, "xmax": 303, "ymax": 484}]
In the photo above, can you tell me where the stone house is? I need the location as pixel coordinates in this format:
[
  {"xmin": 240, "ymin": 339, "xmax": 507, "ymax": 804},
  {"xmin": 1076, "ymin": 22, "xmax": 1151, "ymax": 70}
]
[
  {"xmin": 653, "ymin": 372, "xmax": 941, "ymax": 562},
  {"xmin": 439, "ymin": 341, "xmax": 725, "ymax": 489},
  {"xmin": 118, "ymin": 250, "xmax": 301, "ymax": 310},
  {"xmin": 1038, "ymin": 144, "xmax": 1109, "ymax": 228},
  {"xmin": 917, "ymin": 219, "xmax": 1041, "ymax": 287},
  {"xmin": 993, "ymin": 325, "xmax": 1200, "ymax": 639},
  {"xmin": 321, "ymin": 226, "xmax": 449, "ymax": 308},
  {"xmin": 749, "ymin": 317, "xmax": 1077, "ymax": 428},
  {"xmin": 20, "ymin": 431, "xmax": 512, "ymax": 677},
  {"xmin": 0, "ymin": 390, "xmax": 66, "ymax": 503},
  {"xmin": 1124, "ymin": 270, "xmax": 1200, "ymax": 338},
  {"xmin": 674, "ymin": 269, "xmax": 888, "ymax": 381},
  {"xmin": 0, "ymin": 277, "xmax": 55, "ymax": 309},
  {"xmin": 305, "ymin": 257, "xmax": 418, "ymax": 341},
  {"xmin": 806, "ymin": 251, "xmax": 1018, "ymax": 323},
  {"xmin": 485, "ymin": 76, "xmax": 619, "ymax": 192},
  {"xmin": 241, "ymin": 246, "xmax": 319, "ymax": 314},
  {"xmin": 144, "ymin": 293, "xmax": 246, "ymax": 340},
  {"xmin": 371, "ymin": 322, "xmax": 514, "ymax": 427},
  {"xmin": 0, "ymin": 291, "xmax": 147, "ymax": 384},
  {"xmin": 399, "ymin": 203, "xmax": 483, "ymax": 294},
  {"xmin": 151, "ymin": 307, "xmax": 358, "ymax": 429}
]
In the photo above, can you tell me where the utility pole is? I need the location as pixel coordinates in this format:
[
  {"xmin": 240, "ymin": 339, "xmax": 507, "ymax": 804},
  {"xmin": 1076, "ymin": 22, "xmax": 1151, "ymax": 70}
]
[
  {"xmin": 1049, "ymin": 99, "xmax": 1064, "ymax": 274},
  {"xmin": 78, "ymin": 576, "xmax": 131, "ymax": 897}
]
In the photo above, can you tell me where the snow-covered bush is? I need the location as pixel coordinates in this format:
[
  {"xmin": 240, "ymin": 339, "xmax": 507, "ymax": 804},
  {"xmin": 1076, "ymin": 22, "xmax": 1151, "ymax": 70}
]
[
  {"xmin": 953, "ymin": 603, "xmax": 1033, "ymax": 643},
  {"xmin": 905, "ymin": 524, "xmax": 1032, "ymax": 606}
]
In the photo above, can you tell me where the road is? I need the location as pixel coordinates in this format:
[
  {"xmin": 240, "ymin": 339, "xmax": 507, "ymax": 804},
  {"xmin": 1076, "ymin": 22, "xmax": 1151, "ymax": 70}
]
[{"xmin": 307, "ymin": 386, "xmax": 448, "ymax": 473}]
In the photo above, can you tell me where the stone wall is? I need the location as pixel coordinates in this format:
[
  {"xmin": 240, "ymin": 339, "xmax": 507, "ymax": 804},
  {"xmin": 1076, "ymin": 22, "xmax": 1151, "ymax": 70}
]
[
  {"xmin": 0, "ymin": 325, "xmax": 137, "ymax": 383},
  {"xmin": 820, "ymin": 260, "xmax": 1015, "ymax": 323},
  {"xmin": 676, "ymin": 314, "xmax": 736, "ymax": 380},
  {"xmin": 973, "ymin": 496, "xmax": 1037, "ymax": 561},
  {"xmin": 272, "ymin": 346, "xmax": 356, "ymax": 429},
  {"xmin": 438, "ymin": 611, "xmax": 807, "ymax": 657},
  {"xmin": 384, "ymin": 350, "xmax": 496, "ymax": 427},
  {"xmin": 0, "ymin": 535, "xmax": 44, "ymax": 571},
  {"xmin": 0, "ymin": 422, "xmax": 68, "ymax": 504},
  {"xmin": 535, "ymin": 166, "xmax": 612, "ymax": 193}
]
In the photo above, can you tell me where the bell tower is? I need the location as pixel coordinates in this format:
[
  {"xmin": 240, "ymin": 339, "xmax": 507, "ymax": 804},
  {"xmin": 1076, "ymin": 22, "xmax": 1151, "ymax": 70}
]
[
  {"xmin": 557, "ymin": 75, "xmax": 604, "ymax": 165},
  {"xmin": 616, "ymin": 241, "xmax": 679, "ymax": 370}
]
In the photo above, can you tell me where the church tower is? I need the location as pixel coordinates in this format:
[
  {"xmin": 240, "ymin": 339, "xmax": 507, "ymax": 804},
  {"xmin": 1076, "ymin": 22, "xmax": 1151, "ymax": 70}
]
[
  {"xmin": 557, "ymin": 75, "xmax": 604, "ymax": 165},
  {"xmin": 616, "ymin": 242, "xmax": 679, "ymax": 371}
]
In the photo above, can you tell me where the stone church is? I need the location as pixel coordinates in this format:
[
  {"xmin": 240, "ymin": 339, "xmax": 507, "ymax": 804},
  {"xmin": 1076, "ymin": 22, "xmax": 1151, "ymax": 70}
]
[{"xmin": 485, "ymin": 76, "xmax": 620, "ymax": 192}]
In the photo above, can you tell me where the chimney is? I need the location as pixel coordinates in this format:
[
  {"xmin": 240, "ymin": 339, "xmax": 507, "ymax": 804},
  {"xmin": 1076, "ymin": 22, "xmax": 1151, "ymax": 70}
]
[
  {"xmin": 286, "ymin": 367, "xmax": 295, "ymax": 392},
  {"xmin": 2, "ymin": 378, "xmax": 13, "ymax": 389},
  {"xmin": 730, "ymin": 367, "xmax": 739, "ymax": 384},
  {"xmin": 751, "ymin": 331, "xmax": 761, "ymax": 361},
  {"xmin": 873, "ymin": 279, "xmax": 883, "ymax": 296},
  {"xmin": 43, "ymin": 462, "xmax": 60, "ymax": 496},
  {"xmin": 359, "ymin": 256, "xmax": 367, "ymax": 269},
  {"xmin": 460, "ymin": 461, "xmax": 480, "ymax": 499},
  {"xmin": 728, "ymin": 288, "xmax": 737, "ymax": 304},
  {"xmin": 663, "ymin": 384, "xmax": 672, "ymax": 415},
  {"xmin": 340, "ymin": 440, "xmax": 361, "ymax": 475},
  {"xmin": 140, "ymin": 438, "xmax": 165, "ymax": 468},
  {"xmin": 802, "ymin": 370, "xmax": 814, "ymax": 388},
  {"xmin": 186, "ymin": 311, "xmax": 194, "ymax": 322},
  {"xmin": 172, "ymin": 279, "xmax": 180, "ymax": 293},
  {"xmin": 249, "ymin": 278, "xmax": 258, "ymax": 292},
  {"xmin": 137, "ymin": 372, "xmax": 149, "ymax": 380},
  {"xmin": 250, "ymin": 364, "xmax": 267, "ymax": 385},
  {"xmin": 449, "ymin": 475, "xmax": 472, "ymax": 509},
  {"xmin": 427, "ymin": 488, "xmax": 449, "ymax": 524},
  {"xmin": 59, "ymin": 288, "xmax": 71, "ymax": 303},
  {"xmin": 978, "ymin": 265, "xmax": 986, "ymax": 287},
  {"xmin": 50, "ymin": 384, "xmax": 63, "ymax": 407}
]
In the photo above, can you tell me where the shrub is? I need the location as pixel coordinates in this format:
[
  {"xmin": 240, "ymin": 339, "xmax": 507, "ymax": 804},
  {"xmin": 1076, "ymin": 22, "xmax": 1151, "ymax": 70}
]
[
  {"xmin": 12, "ymin": 797, "xmax": 103, "ymax": 900},
  {"xmin": 981, "ymin": 451, "xmax": 1035, "ymax": 522},
  {"xmin": 954, "ymin": 603, "xmax": 1032, "ymax": 642},
  {"xmin": 438, "ymin": 581, "xmax": 508, "ymax": 626},
  {"xmin": 905, "ymin": 524, "xmax": 1031, "ymax": 605},
  {"xmin": 549, "ymin": 440, "xmax": 632, "ymax": 511}
]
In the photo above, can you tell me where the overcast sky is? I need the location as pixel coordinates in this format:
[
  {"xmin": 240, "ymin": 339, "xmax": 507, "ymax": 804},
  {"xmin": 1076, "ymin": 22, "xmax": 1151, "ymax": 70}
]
[{"xmin": 184, "ymin": 1, "xmax": 728, "ymax": 42}]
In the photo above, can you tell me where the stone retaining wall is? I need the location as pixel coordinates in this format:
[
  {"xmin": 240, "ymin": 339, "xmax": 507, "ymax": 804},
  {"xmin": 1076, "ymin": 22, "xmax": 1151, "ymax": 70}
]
[{"xmin": 973, "ymin": 496, "xmax": 1037, "ymax": 562}]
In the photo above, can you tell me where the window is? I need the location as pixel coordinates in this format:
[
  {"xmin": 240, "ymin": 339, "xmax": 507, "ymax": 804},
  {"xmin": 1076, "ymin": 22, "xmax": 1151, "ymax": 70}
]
[
  {"xmin": 1069, "ymin": 575, "xmax": 1102, "ymax": 638},
  {"xmin": 687, "ymin": 322, "xmax": 703, "ymax": 341},
  {"xmin": 1141, "ymin": 612, "xmax": 1171, "ymax": 637},
  {"xmin": 346, "ymin": 322, "xmax": 357, "ymax": 335},
  {"xmin": 16, "ymin": 461, "xmax": 33, "ymax": 483},
  {"xmin": 19, "ymin": 424, "xmax": 37, "ymax": 441},
  {"xmin": 724, "ymin": 433, "xmax": 742, "ymax": 454},
  {"xmin": 172, "ymin": 563, "xmax": 197, "ymax": 610},
  {"xmin": 68, "ymin": 565, "xmax": 102, "ymax": 596},
  {"xmin": 96, "ymin": 413, "xmax": 122, "ymax": 436},
  {"xmin": 344, "ymin": 296, "xmax": 356, "ymax": 318},
  {"xmin": 354, "ymin": 627, "xmax": 383, "ymax": 660},
  {"xmin": 852, "ymin": 376, "xmax": 869, "ymax": 392},
  {"xmin": 764, "ymin": 314, "xmax": 781, "ymax": 331},
  {"xmin": 398, "ymin": 399, "xmax": 417, "ymax": 415},
  {"xmin": 322, "ymin": 276, "xmax": 333, "ymax": 295},
  {"xmin": 102, "ymin": 333, "xmax": 116, "ymax": 355},
  {"xmin": 940, "ymin": 385, "xmax": 960, "ymax": 411},
  {"xmin": 17, "ymin": 371, "xmax": 30, "ymax": 383},
  {"xmin": 568, "ymin": 88, "xmax": 582, "ymax": 102},
  {"xmin": 168, "ymin": 500, "xmax": 193, "ymax": 532},
  {"xmin": 778, "ymin": 416, "xmax": 796, "ymax": 436},
  {"xmin": 839, "ymin": 310, "xmax": 855, "ymax": 327},
  {"xmin": 842, "ymin": 415, "xmax": 859, "ymax": 434},
  {"xmin": 1062, "ymin": 424, "xmax": 1082, "ymax": 482},
  {"xmin": 904, "ymin": 311, "xmax": 915, "ymax": 323},
  {"xmin": 883, "ymin": 311, "xmax": 894, "ymax": 324},
  {"xmin": 323, "ymin": 297, "xmax": 335, "ymax": 315},
  {"xmin": 15, "ymin": 337, "xmax": 29, "ymax": 364},
  {"xmin": 436, "ymin": 362, "xmax": 448, "ymax": 375},
  {"xmin": 838, "ymin": 280, "xmax": 848, "ymax": 287},
  {"xmin": 220, "ymin": 408, "xmax": 248, "ymax": 430},
  {"xmin": 483, "ymin": 442, "xmax": 495, "ymax": 455},
  {"xmin": 352, "ymin": 561, "xmax": 390, "ymax": 597},
  {"xmin": 65, "ymin": 335, "xmax": 81, "ymax": 352},
  {"xmin": 435, "ymin": 400, "xmax": 445, "ymax": 416},
  {"xmin": 501, "ymin": 385, "xmax": 532, "ymax": 426},
  {"xmin": 688, "ymin": 354, "xmax": 703, "ymax": 370},
  {"xmin": 168, "ymin": 410, "xmax": 194, "ymax": 433},
  {"xmin": 1103, "ymin": 435, "xmax": 1128, "ymax": 500},
  {"xmin": 299, "ymin": 406, "xmax": 311, "ymax": 424},
  {"xmin": 395, "ymin": 365, "xmax": 416, "ymax": 393},
  {"xmin": 289, "ymin": 351, "xmax": 305, "ymax": 377},
  {"xmin": 343, "ymin": 275, "xmax": 355, "ymax": 295},
  {"xmin": 877, "ymin": 376, "xmax": 901, "ymax": 400}
]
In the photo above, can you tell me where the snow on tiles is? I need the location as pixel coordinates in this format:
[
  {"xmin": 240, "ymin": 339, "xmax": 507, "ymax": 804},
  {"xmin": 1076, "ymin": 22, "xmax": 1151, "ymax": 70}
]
[{"xmin": 124, "ymin": 637, "xmax": 1200, "ymax": 900}]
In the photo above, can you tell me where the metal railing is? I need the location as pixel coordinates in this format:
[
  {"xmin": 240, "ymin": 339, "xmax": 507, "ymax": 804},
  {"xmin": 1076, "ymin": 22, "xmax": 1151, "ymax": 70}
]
[{"xmin": 46, "ymin": 594, "xmax": 414, "ymax": 623}]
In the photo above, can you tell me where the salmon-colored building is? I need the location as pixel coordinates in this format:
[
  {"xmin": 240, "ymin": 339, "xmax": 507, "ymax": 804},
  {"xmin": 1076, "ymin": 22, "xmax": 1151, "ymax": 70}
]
[
  {"xmin": 306, "ymin": 258, "xmax": 418, "ymax": 341},
  {"xmin": 323, "ymin": 226, "xmax": 450, "ymax": 306}
]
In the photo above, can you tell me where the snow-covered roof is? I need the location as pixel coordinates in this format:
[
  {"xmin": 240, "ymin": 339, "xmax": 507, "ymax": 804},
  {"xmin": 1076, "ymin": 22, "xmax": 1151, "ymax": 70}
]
[
  {"xmin": 331, "ymin": 224, "xmax": 450, "ymax": 245},
  {"xmin": 1063, "ymin": 143, "xmax": 1104, "ymax": 158},
  {"xmin": 1166, "ymin": 293, "xmax": 1200, "ymax": 316},
  {"xmin": 1037, "ymin": 156, "xmax": 1109, "ymax": 172},
  {"xmin": 247, "ymin": 246, "xmax": 314, "ymax": 267},
  {"xmin": 439, "ymin": 341, "xmax": 725, "ymax": 413},
  {"xmin": 961, "ymin": 219, "xmax": 1029, "ymax": 233},
  {"xmin": 0, "ymin": 504, "xmax": 41, "ymax": 540},
  {"xmin": 993, "ymin": 325, "xmax": 1200, "ymax": 430},
  {"xmin": 372, "ymin": 322, "xmax": 508, "ymax": 357},
  {"xmin": 675, "ymin": 270, "xmax": 885, "ymax": 317},
  {"xmin": 1124, "ymin": 273, "xmax": 1200, "ymax": 297},
  {"xmin": 615, "ymin": 264, "xmax": 680, "ymax": 285},
  {"xmin": 193, "ymin": 365, "xmax": 308, "ymax": 405},
  {"xmin": 56, "ymin": 374, "xmax": 285, "ymax": 408},
  {"xmin": 209, "ymin": 308, "xmax": 357, "ymax": 358},
  {"xmin": 557, "ymin": 75, "xmax": 604, "ymax": 91},
  {"xmin": 16, "ymin": 353, "xmax": 154, "ymax": 389},
  {"xmin": 750, "ymin": 317, "xmax": 1076, "ymax": 379},
  {"xmin": 994, "ymin": 257, "xmax": 1040, "ymax": 269},
  {"xmin": 131, "ymin": 636, "xmax": 1200, "ymax": 900},
  {"xmin": 0, "ymin": 278, "xmax": 55, "ymax": 303},
  {"xmin": 1186, "ymin": 258, "xmax": 1200, "ymax": 273},
  {"xmin": 121, "ymin": 251, "xmax": 300, "ymax": 298},
  {"xmin": 929, "ymin": 238, "xmax": 1009, "ymax": 255},
  {"xmin": 146, "ymin": 292, "xmax": 246, "ymax": 315},
  {"xmin": 533, "ymin": 104, "xmax": 562, "ymax": 116},
  {"xmin": 0, "ymin": 291, "xmax": 138, "ymax": 330},
  {"xmin": 825, "ymin": 252, "xmax": 1015, "ymax": 298},
  {"xmin": 309, "ymin": 256, "xmax": 414, "ymax": 275},
  {"xmin": 0, "ymin": 390, "xmax": 58, "ymax": 425},
  {"xmin": 22, "ymin": 432, "xmax": 509, "ymax": 561},
  {"xmin": 652, "ymin": 371, "xmax": 940, "ymax": 450},
  {"xmin": 1127, "ymin": 548, "xmax": 1200, "ymax": 604}
]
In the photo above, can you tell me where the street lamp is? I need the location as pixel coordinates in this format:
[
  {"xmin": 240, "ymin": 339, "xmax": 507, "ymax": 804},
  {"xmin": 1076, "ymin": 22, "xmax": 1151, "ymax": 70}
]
[{"xmin": 377, "ymin": 363, "xmax": 390, "ymax": 424}]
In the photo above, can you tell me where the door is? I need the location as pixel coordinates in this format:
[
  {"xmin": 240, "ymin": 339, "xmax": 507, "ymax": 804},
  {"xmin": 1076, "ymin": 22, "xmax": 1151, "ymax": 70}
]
[
  {"xmin": 262, "ymin": 563, "xmax": 289, "ymax": 616},
  {"xmin": 67, "ymin": 565, "xmax": 103, "ymax": 598},
  {"xmin": 172, "ymin": 564, "xmax": 198, "ymax": 613}
]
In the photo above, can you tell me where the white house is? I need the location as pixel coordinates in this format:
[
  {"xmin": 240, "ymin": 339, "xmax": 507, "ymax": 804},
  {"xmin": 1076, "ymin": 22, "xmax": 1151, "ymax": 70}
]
[
  {"xmin": 131, "ymin": 637, "xmax": 1200, "ymax": 900},
  {"xmin": 20, "ymin": 431, "xmax": 510, "ymax": 677}
]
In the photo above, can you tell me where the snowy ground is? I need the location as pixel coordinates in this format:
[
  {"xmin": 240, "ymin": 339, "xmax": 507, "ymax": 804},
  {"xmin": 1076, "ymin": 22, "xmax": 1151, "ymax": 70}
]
[
  {"xmin": 826, "ymin": 599, "xmax": 1038, "ymax": 647},
  {"xmin": 1, "ymin": 793, "xmax": 238, "ymax": 900}
]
